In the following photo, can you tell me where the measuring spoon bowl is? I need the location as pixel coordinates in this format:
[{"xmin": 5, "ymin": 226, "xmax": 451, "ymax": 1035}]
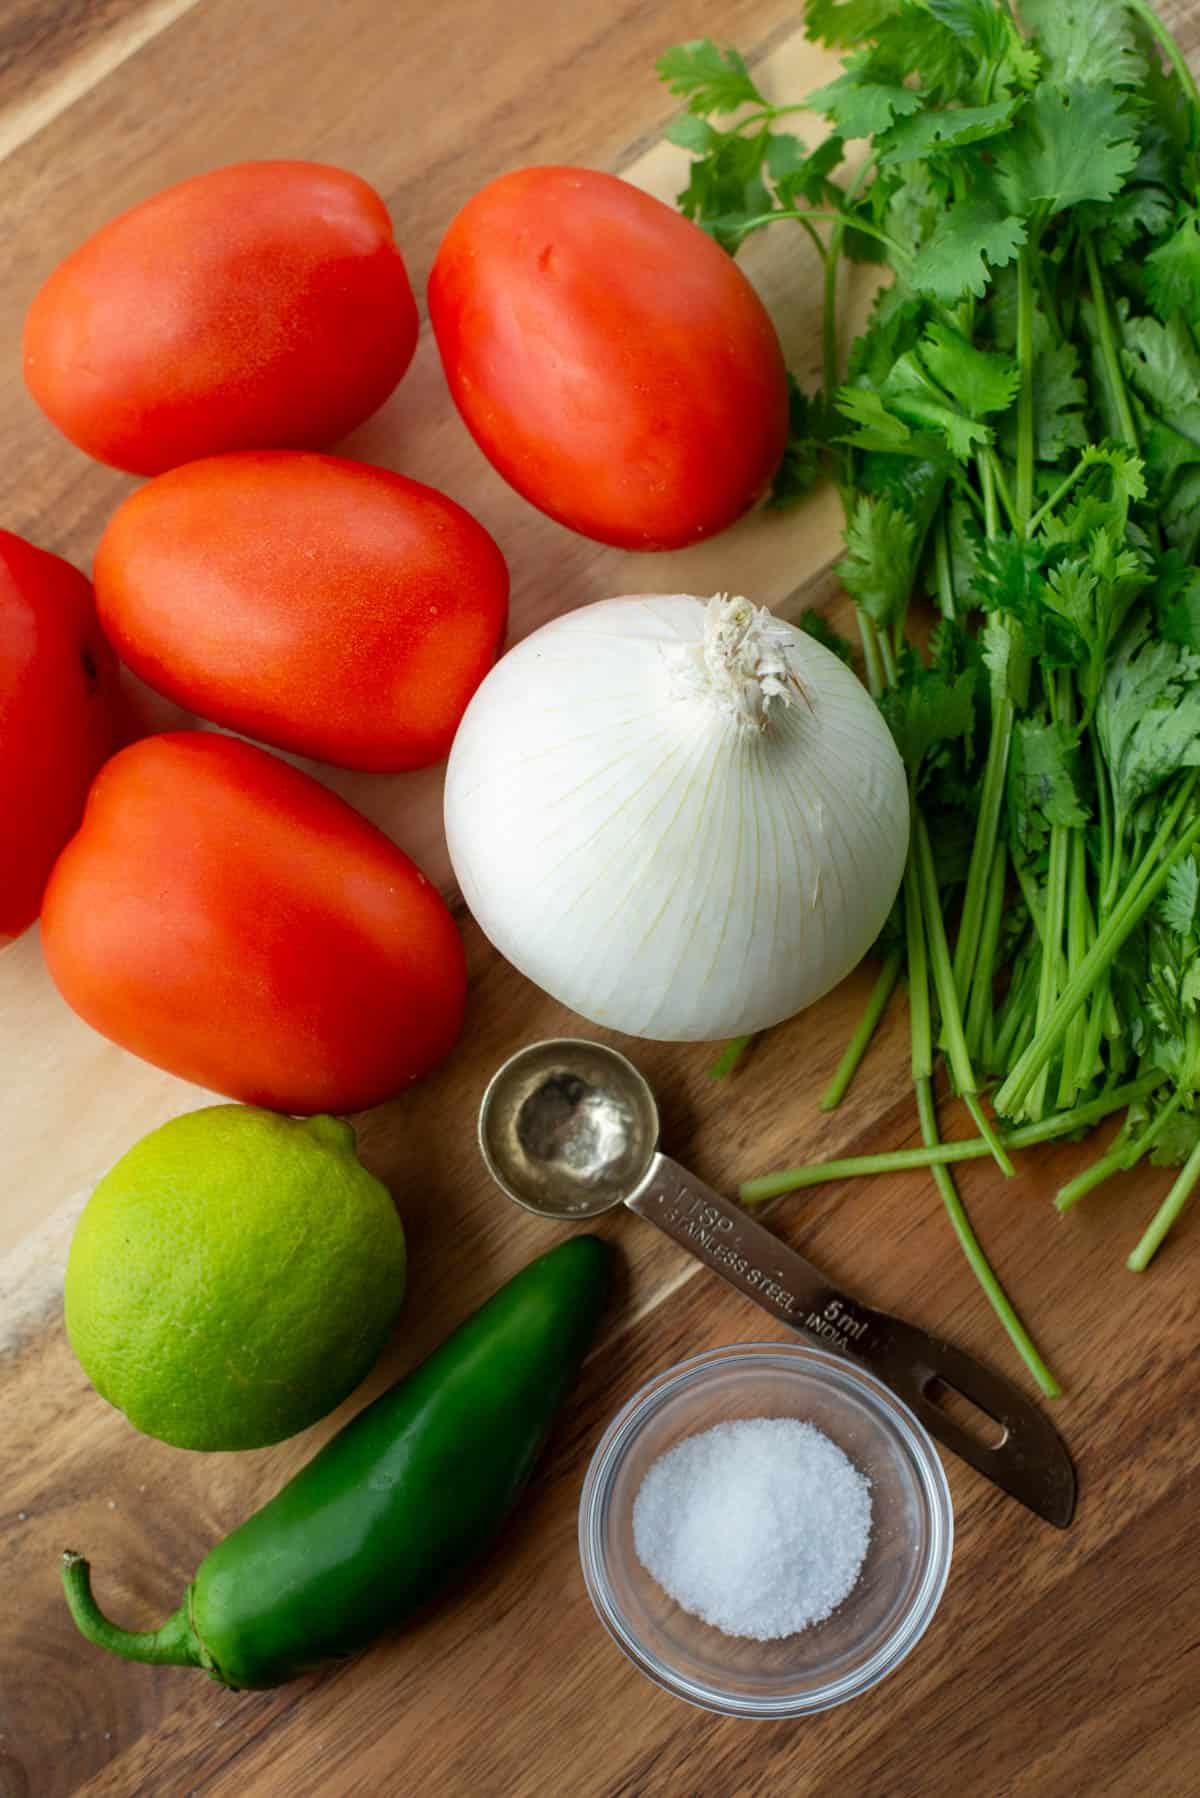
[{"xmin": 478, "ymin": 1038, "xmax": 659, "ymax": 1219}]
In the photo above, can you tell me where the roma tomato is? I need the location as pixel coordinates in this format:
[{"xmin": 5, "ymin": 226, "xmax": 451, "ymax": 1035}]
[
  {"xmin": 0, "ymin": 530, "xmax": 117, "ymax": 943},
  {"xmin": 428, "ymin": 167, "xmax": 789, "ymax": 550},
  {"xmin": 41, "ymin": 733, "xmax": 466, "ymax": 1112},
  {"xmin": 23, "ymin": 162, "xmax": 418, "ymax": 476},
  {"xmin": 94, "ymin": 453, "xmax": 509, "ymax": 772}
]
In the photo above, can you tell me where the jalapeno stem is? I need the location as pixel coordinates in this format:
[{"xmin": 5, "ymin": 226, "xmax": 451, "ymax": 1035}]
[{"xmin": 60, "ymin": 1552, "xmax": 208, "ymax": 1670}]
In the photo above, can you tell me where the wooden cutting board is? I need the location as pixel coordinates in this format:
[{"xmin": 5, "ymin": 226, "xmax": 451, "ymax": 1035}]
[{"xmin": 2, "ymin": 4, "xmax": 1199, "ymax": 1794}]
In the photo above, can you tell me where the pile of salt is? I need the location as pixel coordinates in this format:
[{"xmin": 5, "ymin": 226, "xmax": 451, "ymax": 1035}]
[{"xmin": 632, "ymin": 1416, "xmax": 871, "ymax": 1641}]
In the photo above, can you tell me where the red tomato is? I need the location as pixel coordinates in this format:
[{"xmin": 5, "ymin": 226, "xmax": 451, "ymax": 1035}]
[
  {"xmin": 0, "ymin": 530, "xmax": 117, "ymax": 943},
  {"xmin": 41, "ymin": 732, "xmax": 466, "ymax": 1112},
  {"xmin": 94, "ymin": 453, "xmax": 509, "ymax": 772},
  {"xmin": 23, "ymin": 162, "xmax": 418, "ymax": 476},
  {"xmin": 428, "ymin": 167, "xmax": 789, "ymax": 550}
]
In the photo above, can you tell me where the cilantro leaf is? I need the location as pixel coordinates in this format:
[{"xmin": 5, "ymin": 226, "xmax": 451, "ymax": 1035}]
[
  {"xmin": 656, "ymin": 41, "xmax": 765, "ymax": 115},
  {"xmin": 1161, "ymin": 856, "xmax": 1200, "ymax": 938},
  {"xmin": 1098, "ymin": 614, "xmax": 1200, "ymax": 810},
  {"xmin": 1019, "ymin": 0, "xmax": 1144, "ymax": 91},
  {"xmin": 798, "ymin": 608, "xmax": 855, "ymax": 665},
  {"xmin": 673, "ymin": 127, "xmax": 773, "ymax": 250},
  {"xmin": 836, "ymin": 494, "xmax": 917, "ymax": 626},
  {"xmin": 1121, "ymin": 309, "xmax": 1200, "ymax": 415},
  {"xmin": 848, "ymin": 286, "xmax": 929, "ymax": 391},
  {"xmin": 877, "ymin": 95, "xmax": 1020, "ymax": 165},
  {"xmin": 1153, "ymin": 550, "xmax": 1200, "ymax": 650},
  {"xmin": 924, "ymin": 0, "xmax": 1041, "ymax": 93},
  {"xmin": 767, "ymin": 379, "xmax": 830, "ymax": 509},
  {"xmin": 804, "ymin": 0, "xmax": 903, "ymax": 48},
  {"xmin": 1145, "ymin": 211, "xmax": 1200, "ymax": 322},
  {"xmin": 983, "ymin": 610, "xmax": 1032, "ymax": 709},
  {"xmin": 1092, "ymin": 177, "xmax": 1178, "ymax": 257},
  {"xmin": 1119, "ymin": 311, "xmax": 1200, "ymax": 489},
  {"xmin": 1032, "ymin": 338, "xmax": 1089, "ymax": 460},
  {"xmin": 1008, "ymin": 718, "xmax": 1089, "ymax": 858},
  {"xmin": 999, "ymin": 328, "xmax": 1088, "ymax": 462},
  {"xmin": 945, "ymin": 489, "xmax": 984, "ymax": 609},
  {"xmin": 766, "ymin": 131, "xmax": 845, "ymax": 207},
  {"xmin": 1148, "ymin": 1106, "xmax": 1200, "ymax": 1168},
  {"xmin": 806, "ymin": 58, "xmax": 924, "ymax": 141},
  {"xmin": 879, "ymin": 352, "xmax": 994, "ymax": 460},
  {"xmin": 1164, "ymin": 468, "xmax": 1200, "ymax": 561},
  {"xmin": 881, "ymin": 659, "xmax": 977, "ymax": 784},
  {"xmin": 995, "ymin": 82, "xmax": 1140, "ymax": 219},
  {"xmin": 1037, "ymin": 444, "xmax": 1148, "ymax": 548},
  {"xmin": 859, "ymin": 449, "xmax": 950, "ymax": 535},
  {"xmin": 836, "ymin": 386, "xmax": 946, "ymax": 456},
  {"xmin": 663, "ymin": 115, "xmax": 720, "ymax": 154},
  {"xmin": 871, "ymin": 6, "xmax": 977, "ymax": 98},
  {"xmin": 910, "ymin": 194, "xmax": 1027, "ymax": 301},
  {"xmin": 919, "ymin": 322, "xmax": 1020, "ymax": 417},
  {"xmin": 977, "ymin": 537, "xmax": 1086, "ymax": 667}
]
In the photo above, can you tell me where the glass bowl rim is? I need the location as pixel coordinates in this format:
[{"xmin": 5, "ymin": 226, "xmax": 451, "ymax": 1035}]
[{"xmin": 577, "ymin": 1339, "xmax": 954, "ymax": 1719}]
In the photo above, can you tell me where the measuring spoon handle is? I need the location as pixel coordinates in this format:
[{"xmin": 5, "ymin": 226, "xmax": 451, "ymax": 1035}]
[{"xmin": 627, "ymin": 1154, "xmax": 1075, "ymax": 1529}]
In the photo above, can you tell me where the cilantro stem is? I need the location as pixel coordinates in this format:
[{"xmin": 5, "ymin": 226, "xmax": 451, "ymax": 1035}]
[
  {"xmin": 1033, "ymin": 821, "xmax": 1070, "ymax": 1095},
  {"xmin": 823, "ymin": 240, "xmax": 841, "ymax": 453},
  {"xmin": 996, "ymin": 800, "xmax": 1200, "ymax": 1116},
  {"xmin": 820, "ymin": 949, "xmax": 902, "ymax": 1111},
  {"xmin": 907, "ymin": 839, "xmax": 1055, "ymax": 1390},
  {"xmin": 735, "ymin": 102, "xmax": 814, "ymax": 131},
  {"xmin": 794, "ymin": 215, "xmax": 830, "ymax": 267},
  {"xmin": 1054, "ymin": 1121, "xmax": 1135, "ymax": 1211},
  {"xmin": 1031, "ymin": 248, "xmax": 1062, "ymax": 343},
  {"xmin": 739, "ymin": 209, "xmax": 908, "ymax": 259},
  {"xmin": 708, "ymin": 1034, "xmax": 754, "ymax": 1079},
  {"xmin": 1127, "ymin": 1135, "xmax": 1200, "ymax": 1271},
  {"xmin": 1015, "ymin": 856, "xmax": 1045, "ymax": 942},
  {"xmin": 1083, "ymin": 236, "xmax": 1140, "ymax": 451},
  {"xmin": 979, "ymin": 454, "xmax": 1000, "ymax": 539},
  {"xmin": 914, "ymin": 811, "xmax": 1014, "ymax": 1173},
  {"xmin": 954, "ymin": 694, "xmax": 1014, "ymax": 1003},
  {"xmin": 934, "ymin": 511, "xmax": 955, "ymax": 620},
  {"xmin": 740, "ymin": 1074, "xmax": 1163, "ymax": 1202},
  {"xmin": 1026, "ymin": 455, "xmax": 1093, "ymax": 538},
  {"xmin": 1015, "ymin": 246, "xmax": 1037, "ymax": 528},
  {"xmin": 984, "ymin": 451, "xmax": 1019, "ymax": 532},
  {"xmin": 817, "ymin": 155, "xmax": 877, "ymax": 426},
  {"xmin": 1115, "ymin": 771, "xmax": 1198, "ymax": 924},
  {"xmin": 915, "ymin": 1075, "xmax": 1060, "ymax": 1397},
  {"xmin": 1057, "ymin": 827, "xmax": 1095, "ymax": 1109},
  {"xmin": 857, "ymin": 614, "xmax": 886, "ymax": 698},
  {"xmin": 1126, "ymin": 0, "xmax": 1200, "ymax": 114},
  {"xmin": 965, "ymin": 842, "xmax": 1007, "ymax": 1062},
  {"xmin": 1056, "ymin": 1085, "xmax": 1185, "ymax": 1211},
  {"xmin": 878, "ymin": 626, "xmax": 899, "ymax": 688},
  {"xmin": 906, "ymin": 850, "xmax": 932, "ymax": 1078},
  {"xmin": 1091, "ymin": 731, "xmax": 1115, "ymax": 911}
]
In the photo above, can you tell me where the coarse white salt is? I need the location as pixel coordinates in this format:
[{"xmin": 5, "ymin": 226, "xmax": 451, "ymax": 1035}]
[{"xmin": 632, "ymin": 1416, "xmax": 871, "ymax": 1641}]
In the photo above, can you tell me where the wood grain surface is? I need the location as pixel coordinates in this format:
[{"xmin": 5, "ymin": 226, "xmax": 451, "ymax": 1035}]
[{"xmin": 2, "ymin": 4, "xmax": 1199, "ymax": 1796}]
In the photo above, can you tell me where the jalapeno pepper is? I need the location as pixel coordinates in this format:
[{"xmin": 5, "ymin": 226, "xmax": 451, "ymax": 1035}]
[{"xmin": 61, "ymin": 1235, "xmax": 610, "ymax": 1688}]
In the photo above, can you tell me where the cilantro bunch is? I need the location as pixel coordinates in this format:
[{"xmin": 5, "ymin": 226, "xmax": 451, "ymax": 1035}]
[{"xmin": 659, "ymin": 0, "xmax": 1200, "ymax": 1391}]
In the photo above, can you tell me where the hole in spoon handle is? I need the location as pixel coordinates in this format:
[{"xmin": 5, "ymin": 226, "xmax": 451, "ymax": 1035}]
[{"xmin": 627, "ymin": 1154, "xmax": 879, "ymax": 1346}]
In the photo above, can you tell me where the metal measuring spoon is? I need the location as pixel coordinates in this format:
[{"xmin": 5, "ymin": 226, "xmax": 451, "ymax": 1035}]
[{"xmin": 478, "ymin": 1038, "xmax": 1076, "ymax": 1529}]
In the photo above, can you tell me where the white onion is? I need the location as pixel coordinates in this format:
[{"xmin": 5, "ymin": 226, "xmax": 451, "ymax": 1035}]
[{"xmin": 444, "ymin": 593, "xmax": 909, "ymax": 1041}]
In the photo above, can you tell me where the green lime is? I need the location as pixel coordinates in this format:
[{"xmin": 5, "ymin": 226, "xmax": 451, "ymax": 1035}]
[{"xmin": 65, "ymin": 1106, "xmax": 406, "ymax": 1451}]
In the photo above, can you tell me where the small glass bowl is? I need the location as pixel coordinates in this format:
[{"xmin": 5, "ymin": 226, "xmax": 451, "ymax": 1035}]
[{"xmin": 578, "ymin": 1341, "xmax": 953, "ymax": 1718}]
